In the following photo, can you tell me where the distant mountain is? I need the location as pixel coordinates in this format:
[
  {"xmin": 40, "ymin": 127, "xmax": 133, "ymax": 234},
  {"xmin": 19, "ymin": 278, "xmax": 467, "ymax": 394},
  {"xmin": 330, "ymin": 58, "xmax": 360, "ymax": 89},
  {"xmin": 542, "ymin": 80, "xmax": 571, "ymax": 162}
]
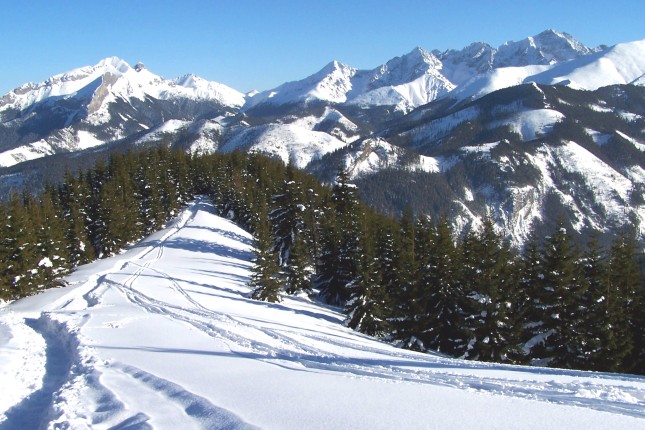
[
  {"xmin": 243, "ymin": 47, "xmax": 454, "ymax": 114},
  {"xmin": 451, "ymin": 38, "xmax": 645, "ymax": 101},
  {"xmin": 0, "ymin": 57, "xmax": 244, "ymax": 168},
  {"xmin": 434, "ymin": 29, "xmax": 597, "ymax": 86},
  {"xmin": 1, "ymin": 30, "xmax": 644, "ymax": 247}
]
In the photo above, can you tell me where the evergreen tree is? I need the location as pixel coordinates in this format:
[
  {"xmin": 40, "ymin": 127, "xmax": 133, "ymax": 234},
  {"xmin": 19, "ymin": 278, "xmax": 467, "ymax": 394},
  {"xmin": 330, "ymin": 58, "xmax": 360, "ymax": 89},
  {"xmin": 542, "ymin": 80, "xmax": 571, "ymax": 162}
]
[
  {"xmin": 606, "ymin": 232, "xmax": 641, "ymax": 373},
  {"xmin": 461, "ymin": 219, "xmax": 520, "ymax": 362},
  {"xmin": 249, "ymin": 204, "xmax": 282, "ymax": 303},
  {"xmin": 518, "ymin": 232, "xmax": 545, "ymax": 363},
  {"xmin": 414, "ymin": 217, "xmax": 467, "ymax": 355},
  {"xmin": 532, "ymin": 223, "xmax": 588, "ymax": 369},
  {"xmin": 284, "ymin": 233, "xmax": 312, "ymax": 294},
  {"xmin": 580, "ymin": 235, "xmax": 611, "ymax": 370},
  {"xmin": 315, "ymin": 168, "xmax": 362, "ymax": 305},
  {"xmin": 345, "ymin": 229, "xmax": 390, "ymax": 337},
  {"xmin": 270, "ymin": 165, "xmax": 312, "ymax": 294},
  {"xmin": 60, "ymin": 172, "xmax": 95, "ymax": 267},
  {"xmin": 393, "ymin": 218, "xmax": 436, "ymax": 350},
  {"xmin": 33, "ymin": 191, "xmax": 70, "ymax": 285},
  {"xmin": 0, "ymin": 202, "xmax": 12, "ymax": 300},
  {"xmin": 3, "ymin": 195, "xmax": 40, "ymax": 297}
]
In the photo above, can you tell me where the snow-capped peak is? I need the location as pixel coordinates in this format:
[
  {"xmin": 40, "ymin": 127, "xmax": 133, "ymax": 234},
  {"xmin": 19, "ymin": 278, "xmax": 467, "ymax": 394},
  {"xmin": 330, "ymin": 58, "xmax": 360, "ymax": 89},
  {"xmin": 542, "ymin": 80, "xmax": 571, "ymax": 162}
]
[
  {"xmin": 495, "ymin": 30, "xmax": 595, "ymax": 67},
  {"xmin": 0, "ymin": 57, "xmax": 245, "ymax": 114},
  {"xmin": 243, "ymin": 60, "xmax": 357, "ymax": 110},
  {"xmin": 368, "ymin": 47, "xmax": 442, "ymax": 86},
  {"xmin": 93, "ymin": 56, "xmax": 132, "ymax": 73}
]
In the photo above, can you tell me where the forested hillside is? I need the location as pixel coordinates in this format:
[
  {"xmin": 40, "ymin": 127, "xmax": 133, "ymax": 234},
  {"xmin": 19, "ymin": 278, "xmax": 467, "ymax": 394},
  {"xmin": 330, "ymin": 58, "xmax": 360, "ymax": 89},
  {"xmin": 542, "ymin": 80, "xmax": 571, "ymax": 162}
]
[{"xmin": 0, "ymin": 147, "xmax": 642, "ymax": 375}]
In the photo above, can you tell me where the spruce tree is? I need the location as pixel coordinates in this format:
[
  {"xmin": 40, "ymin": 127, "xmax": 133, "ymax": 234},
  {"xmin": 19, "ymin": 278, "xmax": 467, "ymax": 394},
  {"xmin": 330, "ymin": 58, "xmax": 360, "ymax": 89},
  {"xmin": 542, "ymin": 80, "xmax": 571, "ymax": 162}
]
[
  {"xmin": 345, "ymin": 231, "xmax": 389, "ymax": 337},
  {"xmin": 518, "ymin": 232, "xmax": 545, "ymax": 362},
  {"xmin": 415, "ymin": 217, "xmax": 467, "ymax": 355},
  {"xmin": 580, "ymin": 235, "xmax": 611, "ymax": 371},
  {"xmin": 249, "ymin": 204, "xmax": 282, "ymax": 303},
  {"xmin": 607, "ymin": 232, "xmax": 640, "ymax": 373},
  {"xmin": 60, "ymin": 173, "xmax": 95, "ymax": 267},
  {"xmin": 461, "ymin": 218, "xmax": 519, "ymax": 362},
  {"xmin": 315, "ymin": 168, "xmax": 362, "ymax": 305},
  {"xmin": 533, "ymin": 223, "xmax": 588, "ymax": 369},
  {"xmin": 33, "ymin": 191, "xmax": 70, "ymax": 285},
  {"xmin": 270, "ymin": 166, "xmax": 312, "ymax": 294}
]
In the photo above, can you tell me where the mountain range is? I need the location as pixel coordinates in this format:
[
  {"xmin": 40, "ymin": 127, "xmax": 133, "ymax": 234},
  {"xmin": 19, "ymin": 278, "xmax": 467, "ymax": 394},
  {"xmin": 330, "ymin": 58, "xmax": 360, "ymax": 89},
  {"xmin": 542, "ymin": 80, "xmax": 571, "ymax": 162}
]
[{"xmin": 1, "ymin": 29, "xmax": 644, "ymax": 247}]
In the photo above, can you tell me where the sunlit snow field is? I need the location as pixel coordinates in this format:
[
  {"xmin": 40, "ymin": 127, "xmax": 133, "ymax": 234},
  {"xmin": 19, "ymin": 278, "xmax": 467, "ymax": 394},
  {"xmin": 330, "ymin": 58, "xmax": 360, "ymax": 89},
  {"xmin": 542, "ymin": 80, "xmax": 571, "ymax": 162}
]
[{"xmin": 1, "ymin": 198, "xmax": 643, "ymax": 429}]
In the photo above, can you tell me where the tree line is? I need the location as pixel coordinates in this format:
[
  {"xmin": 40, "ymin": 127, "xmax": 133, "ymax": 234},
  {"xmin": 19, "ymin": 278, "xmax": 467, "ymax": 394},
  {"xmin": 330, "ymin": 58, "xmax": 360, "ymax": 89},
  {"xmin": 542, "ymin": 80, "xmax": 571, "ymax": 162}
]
[{"xmin": 0, "ymin": 146, "xmax": 642, "ymax": 375}]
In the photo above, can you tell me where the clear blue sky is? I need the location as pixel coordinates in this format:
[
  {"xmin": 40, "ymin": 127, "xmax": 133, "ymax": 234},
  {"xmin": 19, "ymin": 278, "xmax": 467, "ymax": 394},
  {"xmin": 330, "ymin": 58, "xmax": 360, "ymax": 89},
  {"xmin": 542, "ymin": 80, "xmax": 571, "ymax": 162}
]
[{"xmin": 1, "ymin": 0, "xmax": 643, "ymax": 95}]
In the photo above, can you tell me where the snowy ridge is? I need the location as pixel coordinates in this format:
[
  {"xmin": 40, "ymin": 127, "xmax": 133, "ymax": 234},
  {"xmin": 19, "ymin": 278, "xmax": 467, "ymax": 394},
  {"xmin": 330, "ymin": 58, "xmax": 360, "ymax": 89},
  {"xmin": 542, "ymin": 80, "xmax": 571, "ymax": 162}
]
[
  {"xmin": 0, "ymin": 199, "xmax": 643, "ymax": 429},
  {"xmin": 0, "ymin": 57, "xmax": 245, "ymax": 168},
  {"xmin": 452, "ymin": 38, "xmax": 645, "ymax": 102},
  {"xmin": 0, "ymin": 57, "xmax": 245, "ymax": 116},
  {"xmin": 243, "ymin": 30, "xmax": 619, "ymax": 112},
  {"xmin": 243, "ymin": 61, "xmax": 357, "ymax": 110},
  {"xmin": 245, "ymin": 48, "xmax": 454, "ymax": 113}
]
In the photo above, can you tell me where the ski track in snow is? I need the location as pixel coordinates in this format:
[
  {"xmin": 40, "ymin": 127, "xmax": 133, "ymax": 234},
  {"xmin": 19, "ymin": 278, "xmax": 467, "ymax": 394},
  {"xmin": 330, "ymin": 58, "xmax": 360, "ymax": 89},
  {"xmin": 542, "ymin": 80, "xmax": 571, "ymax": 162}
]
[{"xmin": 1, "ymin": 198, "xmax": 644, "ymax": 429}]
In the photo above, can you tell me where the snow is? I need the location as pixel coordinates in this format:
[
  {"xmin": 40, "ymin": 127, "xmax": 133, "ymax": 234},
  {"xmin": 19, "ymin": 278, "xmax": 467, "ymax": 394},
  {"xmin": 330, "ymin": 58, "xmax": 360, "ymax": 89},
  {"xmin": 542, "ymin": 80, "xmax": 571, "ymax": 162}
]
[
  {"xmin": 405, "ymin": 106, "xmax": 480, "ymax": 146},
  {"xmin": 524, "ymin": 141, "xmax": 643, "ymax": 235},
  {"xmin": 0, "ymin": 129, "xmax": 111, "ymax": 168},
  {"xmin": 616, "ymin": 130, "xmax": 645, "ymax": 151},
  {"xmin": 452, "ymin": 38, "xmax": 645, "ymax": 102},
  {"xmin": 0, "ymin": 139, "xmax": 55, "ymax": 168},
  {"xmin": 461, "ymin": 141, "xmax": 500, "ymax": 158},
  {"xmin": 342, "ymin": 138, "xmax": 443, "ymax": 179},
  {"xmin": 490, "ymin": 109, "xmax": 565, "ymax": 141},
  {"xmin": 221, "ymin": 123, "xmax": 350, "ymax": 169},
  {"xmin": 0, "ymin": 57, "xmax": 245, "ymax": 119},
  {"xmin": 134, "ymin": 120, "xmax": 191, "ymax": 145},
  {"xmin": 244, "ymin": 48, "xmax": 454, "ymax": 113},
  {"xmin": 1, "ymin": 198, "xmax": 643, "ymax": 429},
  {"xmin": 585, "ymin": 128, "xmax": 612, "ymax": 146},
  {"xmin": 243, "ymin": 61, "xmax": 357, "ymax": 110},
  {"xmin": 75, "ymin": 131, "xmax": 105, "ymax": 150}
]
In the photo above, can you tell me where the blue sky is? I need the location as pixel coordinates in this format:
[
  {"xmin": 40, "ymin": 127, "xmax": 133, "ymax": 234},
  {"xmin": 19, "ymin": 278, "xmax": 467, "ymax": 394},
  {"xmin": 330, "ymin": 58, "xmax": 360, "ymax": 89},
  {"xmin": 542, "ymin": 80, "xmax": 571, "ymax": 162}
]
[{"xmin": 1, "ymin": 0, "xmax": 643, "ymax": 95}]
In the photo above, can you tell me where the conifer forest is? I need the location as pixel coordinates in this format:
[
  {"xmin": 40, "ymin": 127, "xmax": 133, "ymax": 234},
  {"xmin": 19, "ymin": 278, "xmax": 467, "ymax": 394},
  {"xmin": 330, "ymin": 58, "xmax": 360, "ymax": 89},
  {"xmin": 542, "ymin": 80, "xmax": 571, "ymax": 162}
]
[{"xmin": 0, "ymin": 147, "xmax": 643, "ymax": 375}]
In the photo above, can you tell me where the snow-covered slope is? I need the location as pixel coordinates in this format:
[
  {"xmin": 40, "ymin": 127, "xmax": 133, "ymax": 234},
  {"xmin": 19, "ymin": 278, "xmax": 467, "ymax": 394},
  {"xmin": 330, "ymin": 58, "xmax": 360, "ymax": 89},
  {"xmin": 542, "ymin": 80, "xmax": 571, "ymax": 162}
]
[
  {"xmin": 242, "ymin": 29, "xmax": 637, "ymax": 115},
  {"xmin": 1, "ymin": 199, "xmax": 643, "ymax": 429}
]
